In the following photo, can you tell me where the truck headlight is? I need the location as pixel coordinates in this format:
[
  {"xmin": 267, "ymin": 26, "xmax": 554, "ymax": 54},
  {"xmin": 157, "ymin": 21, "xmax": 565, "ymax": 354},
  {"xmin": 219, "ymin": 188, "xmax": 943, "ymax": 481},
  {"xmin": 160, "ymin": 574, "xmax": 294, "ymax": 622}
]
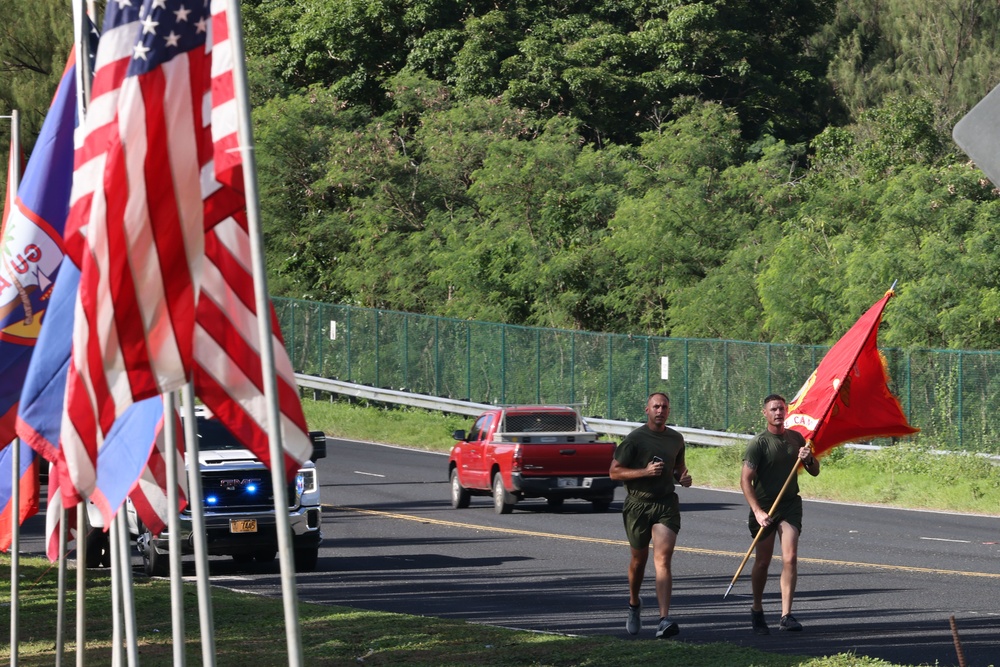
[{"xmin": 296, "ymin": 469, "xmax": 317, "ymax": 496}]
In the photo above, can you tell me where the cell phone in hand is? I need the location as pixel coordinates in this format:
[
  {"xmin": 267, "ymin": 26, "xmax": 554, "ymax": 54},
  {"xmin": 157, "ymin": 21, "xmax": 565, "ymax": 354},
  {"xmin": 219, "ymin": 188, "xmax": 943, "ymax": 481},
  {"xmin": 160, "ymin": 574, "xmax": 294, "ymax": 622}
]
[{"xmin": 652, "ymin": 456, "xmax": 663, "ymax": 463}]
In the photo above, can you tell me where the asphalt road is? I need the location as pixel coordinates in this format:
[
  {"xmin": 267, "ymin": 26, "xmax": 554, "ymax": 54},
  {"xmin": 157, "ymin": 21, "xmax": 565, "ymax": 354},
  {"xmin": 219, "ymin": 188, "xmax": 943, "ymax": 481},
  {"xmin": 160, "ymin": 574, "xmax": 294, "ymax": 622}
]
[{"xmin": 15, "ymin": 437, "xmax": 1000, "ymax": 666}]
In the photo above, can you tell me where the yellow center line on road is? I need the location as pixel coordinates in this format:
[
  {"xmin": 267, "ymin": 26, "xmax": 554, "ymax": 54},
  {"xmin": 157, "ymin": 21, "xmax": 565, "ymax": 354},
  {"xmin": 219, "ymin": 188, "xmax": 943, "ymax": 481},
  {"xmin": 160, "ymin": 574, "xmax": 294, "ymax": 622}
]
[{"xmin": 329, "ymin": 505, "xmax": 1000, "ymax": 579}]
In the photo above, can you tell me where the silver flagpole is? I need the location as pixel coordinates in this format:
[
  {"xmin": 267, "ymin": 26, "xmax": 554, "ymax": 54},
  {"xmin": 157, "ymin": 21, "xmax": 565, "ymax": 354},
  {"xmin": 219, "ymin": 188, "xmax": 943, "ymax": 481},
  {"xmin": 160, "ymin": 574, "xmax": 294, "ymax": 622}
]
[
  {"xmin": 109, "ymin": 518, "xmax": 122, "ymax": 667},
  {"xmin": 9, "ymin": 442, "xmax": 20, "ymax": 667},
  {"xmin": 114, "ymin": 510, "xmax": 138, "ymax": 666},
  {"xmin": 55, "ymin": 508, "xmax": 68, "ymax": 667},
  {"xmin": 5, "ymin": 107, "xmax": 22, "ymax": 667},
  {"xmin": 75, "ymin": 503, "xmax": 87, "ymax": 667},
  {"xmin": 72, "ymin": 0, "xmax": 94, "ymax": 660},
  {"xmin": 223, "ymin": 2, "xmax": 303, "ymax": 663},
  {"xmin": 163, "ymin": 391, "xmax": 186, "ymax": 667},
  {"xmin": 181, "ymin": 383, "xmax": 216, "ymax": 665},
  {"xmin": 10, "ymin": 439, "xmax": 22, "ymax": 667}
]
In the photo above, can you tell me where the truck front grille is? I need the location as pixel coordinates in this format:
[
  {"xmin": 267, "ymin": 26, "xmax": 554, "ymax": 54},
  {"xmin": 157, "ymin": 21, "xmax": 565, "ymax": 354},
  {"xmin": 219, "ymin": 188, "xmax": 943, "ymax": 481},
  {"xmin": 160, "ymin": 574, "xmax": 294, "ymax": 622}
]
[{"xmin": 196, "ymin": 471, "xmax": 297, "ymax": 512}]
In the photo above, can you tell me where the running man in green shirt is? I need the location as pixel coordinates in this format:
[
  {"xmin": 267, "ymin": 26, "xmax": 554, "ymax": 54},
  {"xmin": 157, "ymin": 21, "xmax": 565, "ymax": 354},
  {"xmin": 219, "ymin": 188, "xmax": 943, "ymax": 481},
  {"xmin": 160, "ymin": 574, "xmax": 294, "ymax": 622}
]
[
  {"xmin": 610, "ymin": 392, "xmax": 692, "ymax": 639},
  {"xmin": 741, "ymin": 394, "xmax": 820, "ymax": 635}
]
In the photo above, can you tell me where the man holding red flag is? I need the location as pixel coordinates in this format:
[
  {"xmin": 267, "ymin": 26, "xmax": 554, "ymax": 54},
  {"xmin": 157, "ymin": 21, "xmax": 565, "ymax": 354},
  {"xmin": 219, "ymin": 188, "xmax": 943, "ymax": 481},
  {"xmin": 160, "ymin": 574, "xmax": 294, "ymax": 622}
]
[
  {"xmin": 741, "ymin": 394, "xmax": 820, "ymax": 635},
  {"xmin": 729, "ymin": 288, "xmax": 919, "ymax": 630}
]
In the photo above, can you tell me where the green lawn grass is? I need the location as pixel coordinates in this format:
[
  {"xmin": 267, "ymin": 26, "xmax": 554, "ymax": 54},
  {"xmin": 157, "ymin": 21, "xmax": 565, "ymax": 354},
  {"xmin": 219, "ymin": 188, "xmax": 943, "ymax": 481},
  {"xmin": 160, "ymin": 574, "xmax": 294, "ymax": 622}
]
[
  {"xmin": 4, "ymin": 396, "xmax": 991, "ymax": 666},
  {"xmin": 1, "ymin": 558, "xmax": 907, "ymax": 667}
]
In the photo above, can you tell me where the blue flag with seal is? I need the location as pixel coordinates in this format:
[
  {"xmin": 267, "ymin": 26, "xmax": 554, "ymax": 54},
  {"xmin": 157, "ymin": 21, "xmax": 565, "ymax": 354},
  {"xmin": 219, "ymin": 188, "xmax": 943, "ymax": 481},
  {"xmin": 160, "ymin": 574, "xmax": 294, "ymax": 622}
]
[{"xmin": 0, "ymin": 51, "xmax": 77, "ymax": 447}]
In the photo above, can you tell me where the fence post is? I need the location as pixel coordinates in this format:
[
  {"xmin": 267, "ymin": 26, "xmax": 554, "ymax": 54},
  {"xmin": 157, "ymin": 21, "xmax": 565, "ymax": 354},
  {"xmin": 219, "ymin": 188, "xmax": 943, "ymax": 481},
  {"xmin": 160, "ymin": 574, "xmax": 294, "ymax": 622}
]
[
  {"xmin": 957, "ymin": 350, "xmax": 964, "ymax": 450},
  {"xmin": 571, "ymin": 331, "xmax": 576, "ymax": 407},
  {"xmin": 536, "ymin": 328, "xmax": 541, "ymax": 404},
  {"xmin": 766, "ymin": 343, "xmax": 772, "ymax": 396},
  {"xmin": 465, "ymin": 321, "xmax": 470, "ymax": 401},
  {"xmin": 346, "ymin": 307, "xmax": 352, "ymax": 382},
  {"xmin": 607, "ymin": 335, "xmax": 613, "ymax": 420},
  {"xmin": 434, "ymin": 316, "xmax": 440, "ymax": 397},
  {"xmin": 906, "ymin": 350, "xmax": 911, "ymax": 422},
  {"xmin": 288, "ymin": 300, "xmax": 297, "ymax": 370},
  {"xmin": 501, "ymin": 326, "xmax": 507, "ymax": 404},
  {"xmin": 375, "ymin": 309, "xmax": 380, "ymax": 388},
  {"xmin": 684, "ymin": 338, "xmax": 690, "ymax": 428},
  {"xmin": 645, "ymin": 337, "xmax": 650, "ymax": 399},
  {"xmin": 318, "ymin": 302, "xmax": 326, "ymax": 377},
  {"xmin": 724, "ymin": 340, "xmax": 729, "ymax": 431},
  {"xmin": 402, "ymin": 314, "xmax": 408, "ymax": 390}
]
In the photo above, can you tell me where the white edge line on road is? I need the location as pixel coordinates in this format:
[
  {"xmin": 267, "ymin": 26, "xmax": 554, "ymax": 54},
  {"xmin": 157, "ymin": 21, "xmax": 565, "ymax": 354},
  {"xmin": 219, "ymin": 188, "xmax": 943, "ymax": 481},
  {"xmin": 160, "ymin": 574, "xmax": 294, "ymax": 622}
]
[{"xmin": 919, "ymin": 536, "xmax": 972, "ymax": 543}]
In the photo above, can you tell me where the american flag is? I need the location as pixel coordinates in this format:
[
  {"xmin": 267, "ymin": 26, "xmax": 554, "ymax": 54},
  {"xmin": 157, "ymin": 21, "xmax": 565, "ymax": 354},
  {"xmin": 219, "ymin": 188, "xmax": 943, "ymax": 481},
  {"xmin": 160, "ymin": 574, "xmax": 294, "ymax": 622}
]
[
  {"xmin": 60, "ymin": 0, "xmax": 312, "ymax": 510},
  {"xmin": 62, "ymin": 0, "xmax": 214, "ymax": 502},
  {"xmin": 191, "ymin": 1, "xmax": 313, "ymax": 478}
]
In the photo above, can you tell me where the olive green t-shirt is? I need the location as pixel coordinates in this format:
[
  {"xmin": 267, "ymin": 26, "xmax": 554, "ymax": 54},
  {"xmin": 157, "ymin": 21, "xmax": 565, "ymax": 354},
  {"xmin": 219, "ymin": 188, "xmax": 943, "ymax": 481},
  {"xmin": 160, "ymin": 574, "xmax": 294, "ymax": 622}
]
[
  {"xmin": 614, "ymin": 424, "xmax": 685, "ymax": 501},
  {"xmin": 743, "ymin": 429, "xmax": 805, "ymax": 510}
]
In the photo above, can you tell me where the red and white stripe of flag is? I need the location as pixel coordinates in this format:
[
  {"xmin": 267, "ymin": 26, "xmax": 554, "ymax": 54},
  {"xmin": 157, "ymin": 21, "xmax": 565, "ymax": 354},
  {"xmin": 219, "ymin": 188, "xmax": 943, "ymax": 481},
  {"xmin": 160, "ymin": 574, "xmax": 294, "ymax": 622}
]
[
  {"xmin": 61, "ymin": 7, "xmax": 210, "ymax": 503},
  {"xmin": 192, "ymin": 1, "xmax": 313, "ymax": 475},
  {"xmin": 194, "ymin": 216, "xmax": 313, "ymax": 477},
  {"xmin": 127, "ymin": 410, "xmax": 187, "ymax": 536}
]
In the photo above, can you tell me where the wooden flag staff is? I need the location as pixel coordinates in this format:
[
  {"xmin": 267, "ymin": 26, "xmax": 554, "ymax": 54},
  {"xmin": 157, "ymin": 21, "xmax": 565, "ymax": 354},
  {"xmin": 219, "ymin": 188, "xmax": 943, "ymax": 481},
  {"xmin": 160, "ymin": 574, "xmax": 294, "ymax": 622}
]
[{"xmin": 722, "ymin": 446, "xmax": 809, "ymax": 599}]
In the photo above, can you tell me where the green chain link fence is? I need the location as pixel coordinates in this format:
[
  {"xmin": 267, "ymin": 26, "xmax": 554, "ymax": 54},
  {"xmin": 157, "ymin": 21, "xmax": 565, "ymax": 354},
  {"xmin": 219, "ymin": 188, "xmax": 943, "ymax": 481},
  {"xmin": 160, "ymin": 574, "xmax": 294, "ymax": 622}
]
[{"xmin": 274, "ymin": 298, "xmax": 1000, "ymax": 454}]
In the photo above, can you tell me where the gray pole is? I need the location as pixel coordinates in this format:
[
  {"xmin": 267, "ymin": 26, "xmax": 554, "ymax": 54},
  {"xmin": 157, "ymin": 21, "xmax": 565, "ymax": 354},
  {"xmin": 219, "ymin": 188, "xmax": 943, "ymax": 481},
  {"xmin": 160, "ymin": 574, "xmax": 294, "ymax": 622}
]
[
  {"xmin": 70, "ymin": 2, "xmax": 93, "ymax": 662},
  {"xmin": 110, "ymin": 516, "xmax": 122, "ymax": 667},
  {"xmin": 55, "ymin": 509, "xmax": 68, "ymax": 666},
  {"xmin": 114, "ymin": 511, "xmax": 138, "ymax": 667},
  {"xmin": 163, "ymin": 392, "xmax": 186, "ymax": 667},
  {"xmin": 76, "ymin": 501, "xmax": 87, "ymax": 667},
  {"xmin": 182, "ymin": 383, "xmax": 216, "ymax": 665},
  {"xmin": 4, "ymin": 108, "xmax": 22, "ymax": 667},
  {"xmin": 224, "ymin": 2, "xmax": 304, "ymax": 663}
]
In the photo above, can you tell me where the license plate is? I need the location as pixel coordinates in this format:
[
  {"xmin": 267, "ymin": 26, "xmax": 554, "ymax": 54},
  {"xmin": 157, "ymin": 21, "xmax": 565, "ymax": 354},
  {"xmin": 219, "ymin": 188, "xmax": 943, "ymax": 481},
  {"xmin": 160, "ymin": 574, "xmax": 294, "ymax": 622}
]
[
  {"xmin": 557, "ymin": 477, "xmax": 579, "ymax": 488},
  {"xmin": 230, "ymin": 519, "xmax": 258, "ymax": 533}
]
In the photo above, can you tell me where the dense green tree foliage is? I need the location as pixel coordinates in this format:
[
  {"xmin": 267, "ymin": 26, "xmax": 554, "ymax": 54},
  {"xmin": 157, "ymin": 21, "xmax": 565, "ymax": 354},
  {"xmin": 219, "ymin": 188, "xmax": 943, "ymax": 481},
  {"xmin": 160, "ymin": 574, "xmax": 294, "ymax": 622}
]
[
  {"xmin": 6, "ymin": 1, "xmax": 1000, "ymax": 352},
  {"xmin": 0, "ymin": 0, "xmax": 75, "ymax": 194},
  {"xmin": 244, "ymin": 0, "xmax": 1000, "ymax": 349}
]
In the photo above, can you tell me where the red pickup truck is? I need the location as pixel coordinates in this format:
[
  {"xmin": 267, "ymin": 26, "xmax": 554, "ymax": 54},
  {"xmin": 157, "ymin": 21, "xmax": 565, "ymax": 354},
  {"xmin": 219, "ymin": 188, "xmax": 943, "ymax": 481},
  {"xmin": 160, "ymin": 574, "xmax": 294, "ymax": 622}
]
[{"xmin": 448, "ymin": 405, "xmax": 621, "ymax": 514}]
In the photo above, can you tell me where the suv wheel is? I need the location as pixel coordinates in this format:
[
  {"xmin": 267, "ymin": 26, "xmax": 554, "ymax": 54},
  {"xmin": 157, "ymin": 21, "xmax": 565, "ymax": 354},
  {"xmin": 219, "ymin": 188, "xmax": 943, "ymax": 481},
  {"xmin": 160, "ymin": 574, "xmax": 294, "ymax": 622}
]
[
  {"xmin": 142, "ymin": 527, "xmax": 169, "ymax": 577},
  {"xmin": 492, "ymin": 474, "xmax": 515, "ymax": 515},
  {"xmin": 450, "ymin": 469, "xmax": 471, "ymax": 509},
  {"xmin": 294, "ymin": 547, "xmax": 319, "ymax": 572}
]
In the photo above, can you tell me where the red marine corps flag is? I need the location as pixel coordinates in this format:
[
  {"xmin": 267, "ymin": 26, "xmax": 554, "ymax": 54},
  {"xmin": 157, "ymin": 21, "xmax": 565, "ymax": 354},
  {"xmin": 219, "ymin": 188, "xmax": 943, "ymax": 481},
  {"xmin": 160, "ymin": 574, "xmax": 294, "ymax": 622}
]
[
  {"xmin": 725, "ymin": 286, "xmax": 918, "ymax": 597},
  {"xmin": 784, "ymin": 287, "xmax": 919, "ymax": 456}
]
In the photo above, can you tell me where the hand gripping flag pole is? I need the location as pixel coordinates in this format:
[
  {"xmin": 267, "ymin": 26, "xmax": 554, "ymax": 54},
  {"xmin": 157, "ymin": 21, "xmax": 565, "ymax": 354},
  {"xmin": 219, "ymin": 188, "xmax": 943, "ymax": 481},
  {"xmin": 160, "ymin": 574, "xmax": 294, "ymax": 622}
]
[{"xmin": 724, "ymin": 283, "xmax": 918, "ymax": 598}]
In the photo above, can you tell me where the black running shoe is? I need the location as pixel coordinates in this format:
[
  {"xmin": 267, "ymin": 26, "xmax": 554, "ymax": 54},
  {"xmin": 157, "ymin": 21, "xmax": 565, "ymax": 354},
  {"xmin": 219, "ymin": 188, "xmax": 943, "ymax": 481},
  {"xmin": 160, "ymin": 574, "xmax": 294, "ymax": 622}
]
[
  {"xmin": 779, "ymin": 614, "xmax": 803, "ymax": 631},
  {"xmin": 751, "ymin": 609, "xmax": 770, "ymax": 635},
  {"xmin": 655, "ymin": 617, "xmax": 679, "ymax": 639}
]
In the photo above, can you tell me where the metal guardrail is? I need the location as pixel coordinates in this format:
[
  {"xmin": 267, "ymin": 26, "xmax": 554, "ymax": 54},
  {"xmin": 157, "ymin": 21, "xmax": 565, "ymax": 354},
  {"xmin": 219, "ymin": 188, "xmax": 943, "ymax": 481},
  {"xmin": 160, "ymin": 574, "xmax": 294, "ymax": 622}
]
[
  {"xmin": 295, "ymin": 374, "xmax": 1000, "ymax": 461},
  {"xmin": 296, "ymin": 373, "xmax": 751, "ymax": 447}
]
